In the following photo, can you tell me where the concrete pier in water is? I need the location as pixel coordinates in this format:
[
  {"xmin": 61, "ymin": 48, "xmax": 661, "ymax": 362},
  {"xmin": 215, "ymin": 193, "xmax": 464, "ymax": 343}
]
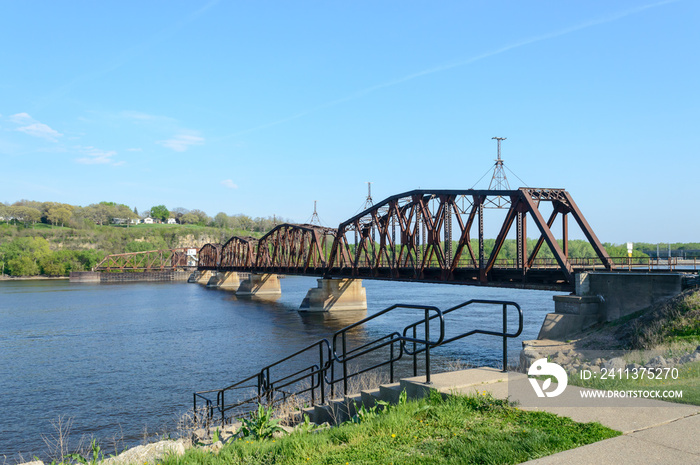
[
  {"xmin": 236, "ymin": 273, "xmax": 282, "ymax": 296},
  {"xmin": 299, "ymin": 278, "xmax": 367, "ymax": 312}
]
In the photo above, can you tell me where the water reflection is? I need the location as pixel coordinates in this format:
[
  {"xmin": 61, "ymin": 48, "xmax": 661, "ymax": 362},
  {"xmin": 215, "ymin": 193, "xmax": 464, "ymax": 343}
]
[{"xmin": 298, "ymin": 310, "xmax": 369, "ymax": 333}]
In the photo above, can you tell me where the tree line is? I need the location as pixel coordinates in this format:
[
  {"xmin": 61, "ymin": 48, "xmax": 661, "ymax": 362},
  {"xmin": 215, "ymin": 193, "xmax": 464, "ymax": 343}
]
[{"xmin": 0, "ymin": 200, "xmax": 288, "ymax": 232}]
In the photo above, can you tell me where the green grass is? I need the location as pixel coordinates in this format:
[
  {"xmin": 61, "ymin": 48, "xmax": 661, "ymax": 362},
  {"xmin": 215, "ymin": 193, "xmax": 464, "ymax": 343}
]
[
  {"xmin": 161, "ymin": 392, "xmax": 619, "ymax": 465},
  {"xmin": 569, "ymin": 360, "xmax": 700, "ymax": 406}
]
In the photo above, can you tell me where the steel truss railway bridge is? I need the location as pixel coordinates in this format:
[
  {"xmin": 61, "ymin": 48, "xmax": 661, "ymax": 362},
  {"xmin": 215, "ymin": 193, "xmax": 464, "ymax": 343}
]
[
  {"xmin": 195, "ymin": 187, "xmax": 614, "ymax": 292},
  {"xmin": 92, "ymin": 187, "xmax": 698, "ymax": 336}
]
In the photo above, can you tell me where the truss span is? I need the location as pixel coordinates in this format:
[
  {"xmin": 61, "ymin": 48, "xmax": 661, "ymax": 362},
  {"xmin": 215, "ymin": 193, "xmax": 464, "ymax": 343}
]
[
  {"xmin": 198, "ymin": 188, "xmax": 615, "ymax": 291},
  {"xmin": 94, "ymin": 247, "xmax": 197, "ymax": 272}
]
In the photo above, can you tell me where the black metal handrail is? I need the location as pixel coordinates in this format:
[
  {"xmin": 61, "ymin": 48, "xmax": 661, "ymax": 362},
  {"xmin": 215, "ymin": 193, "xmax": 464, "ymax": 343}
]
[
  {"xmin": 403, "ymin": 299, "xmax": 522, "ymax": 373},
  {"xmin": 259, "ymin": 339, "xmax": 332, "ymax": 406},
  {"xmin": 194, "ymin": 299, "xmax": 521, "ymax": 426},
  {"xmin": 194, "ymin": 372, "xmax": 260, "ymax": 426},
  {"xmin": 328, "ymin": 303, "xmax": 443, "ymax": 396}
]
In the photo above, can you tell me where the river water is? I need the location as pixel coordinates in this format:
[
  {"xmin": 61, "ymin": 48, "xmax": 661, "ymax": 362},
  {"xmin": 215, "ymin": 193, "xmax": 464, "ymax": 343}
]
[{"xmin": 0, "ymin": 278, "xmax": 558, "ymax": 460}]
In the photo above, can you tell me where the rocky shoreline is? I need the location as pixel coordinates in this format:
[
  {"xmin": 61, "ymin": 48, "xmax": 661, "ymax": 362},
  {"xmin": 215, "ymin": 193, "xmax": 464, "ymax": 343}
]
[{"xmin": 520, "ymin": 339, "xmax": 700, "ymax": 374}]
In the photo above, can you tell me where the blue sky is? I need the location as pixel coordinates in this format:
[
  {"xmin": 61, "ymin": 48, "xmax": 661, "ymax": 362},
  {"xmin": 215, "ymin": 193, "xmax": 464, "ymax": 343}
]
[{"xmin": 1, "ymin": 0, "xmax": 697, "ymax": 243}]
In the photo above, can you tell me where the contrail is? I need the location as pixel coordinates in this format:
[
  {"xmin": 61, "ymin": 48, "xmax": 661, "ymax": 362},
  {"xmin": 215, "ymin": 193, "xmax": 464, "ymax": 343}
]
[{"xmin": 221, "ymin": 0, "xmax": 679, "ymax": 140}]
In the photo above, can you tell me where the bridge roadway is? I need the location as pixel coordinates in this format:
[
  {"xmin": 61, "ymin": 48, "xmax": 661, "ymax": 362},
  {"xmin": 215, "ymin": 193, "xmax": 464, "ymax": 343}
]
[{"xmin": 196, "ymin": 188, "xmax": 619, "ymax": 292}]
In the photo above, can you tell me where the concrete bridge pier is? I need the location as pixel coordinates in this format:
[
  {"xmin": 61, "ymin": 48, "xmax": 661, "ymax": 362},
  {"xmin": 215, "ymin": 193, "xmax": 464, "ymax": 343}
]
[
  {"xmin": 299, "ymin": 278, "xmax": 367, "ymax": 312},
  {"xmin": 217, "ymin": 272, "xmax": 242, "ymax": 291},
  {"xmin": 236, "ymin": 273, "xmax": 282, "ymax": 296},
  {"xmin": 195, "ymin": 270, "xmax": 213, "ymax": 285},
  {"xmin": 206, "ymin": 272, "xmax": 225, "ymax": 287}
]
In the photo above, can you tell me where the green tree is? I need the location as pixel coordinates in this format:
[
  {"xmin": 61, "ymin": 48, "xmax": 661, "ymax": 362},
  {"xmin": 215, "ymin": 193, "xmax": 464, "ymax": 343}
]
[
  {"xmin": 214, "ymin": 212, "xmax": 231, "ymax": 229},
  {"xmin": 150, "ymin": 205, "xmax": 170, "ymax": 222},
  {"xmin": 39, "ymin": 253, "xmax": 67, "ymax": 276},
  {"xmin": 7, "ymin": 256, "xmax": 40, "ymax": 276},
  {"xmin": 179, "ymin": 212, "xmax": 198, "ymax": 224},
  {"xmin": 47, "ymin": 204, "xmax": 74, "ymax": 226},
  {"xmin": 189, "ymin": 209, "xmax": 211, "ymax": 225}
]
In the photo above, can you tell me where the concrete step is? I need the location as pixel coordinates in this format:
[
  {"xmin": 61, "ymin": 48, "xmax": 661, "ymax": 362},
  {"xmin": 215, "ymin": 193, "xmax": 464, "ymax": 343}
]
[
  {"xmin": 400, "ymin": 367, "xmax": 509, "ymax": 397},
  {"xmin": 378, "ymin": 382, "xmax": 404, "ymax": 404},
  {"xmin": 360, "ymin": 388, "xmax": 382, "ymax": 408},
  {"xmin": 296, "ymin": 368, "xmax": 509, "ymax": 426}
]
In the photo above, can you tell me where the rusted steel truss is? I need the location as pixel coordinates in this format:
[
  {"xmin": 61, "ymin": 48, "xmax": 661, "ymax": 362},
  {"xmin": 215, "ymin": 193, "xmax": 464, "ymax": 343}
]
[
  {"xmin": 198, "ymin": 189, "xmax": 612, "ymax": 290},
  {"xmin": 252, "ymin": 223, "xmax": 336, "ymax": 274},
  {"xmin": 324, "ymin": 188, "xmax": 612, "ymax": 288},
  {"xmin": 220, "ymin": 236, "xmax": 258, "ymax": 269},
  {"xmin": 94, "ymin": 247, "xmax": 196, "ymax": 271},
  {"xmin": 198, "ymin": 243, "xmax": 223, "ymax": 269}
]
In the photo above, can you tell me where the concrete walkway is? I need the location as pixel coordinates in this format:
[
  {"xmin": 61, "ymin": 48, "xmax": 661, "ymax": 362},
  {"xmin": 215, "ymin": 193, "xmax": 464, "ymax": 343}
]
[{"xmin": 401, "ymin": 368, "xmax": 700, "ymax": 464}]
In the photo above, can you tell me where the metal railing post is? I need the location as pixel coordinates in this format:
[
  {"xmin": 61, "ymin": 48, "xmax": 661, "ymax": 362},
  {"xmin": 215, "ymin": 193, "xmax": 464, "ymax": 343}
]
[
  {"xmin": 193, "ymin": 393, "xmax": 197, "ymax": 424},
  {"xmin": 220, "ymin": 390, "xmax": 225, "ymax": 425},
  {"xmin": 502, "ymin": 303, "xmax": 508, "ymax": 372},
  {"xmin": 342, "ymin": 333, "xmax": 348, "ymax": 395},
  {"xmin": 412, "ymin": 326, "xmax": 418, "ymax": 377},
  {"xmin": 319, "ymin": 343, "xmax": 325, "ymax": 404},
  {"xmin": 330, "ymin": 360, "xmax": 335, "ymax": 398},
  {"xmin": 425, "ymin": 308, "xmax": 431, "ymax": 384},
  {"xmin": 390, "ymin": 341, "xmax": 394, "ymax": 383}
]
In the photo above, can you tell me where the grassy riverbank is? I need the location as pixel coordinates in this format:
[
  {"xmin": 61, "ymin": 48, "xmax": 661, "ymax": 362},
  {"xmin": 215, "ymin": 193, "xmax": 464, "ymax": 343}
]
[
  {"xmin": 159, "ymin": 392, "xmax": 618, "ymax": 465},
  {"xmin": 551, "ymin": 288, "xmax": 700, "ymax": 406}
]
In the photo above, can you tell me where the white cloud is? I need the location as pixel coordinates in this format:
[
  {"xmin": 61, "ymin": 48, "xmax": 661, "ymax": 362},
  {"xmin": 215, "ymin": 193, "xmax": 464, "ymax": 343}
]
[
  {"xmin": 17, "ymin": 123, "xmax": 63, "ymax": 142},
  {"xmin": 75, "ymin": 146, "xmax": 118, "ymax": 165},
  {"xmin": 158, "ymin": 132, "xmax": 204, "ymax": 152},
  {"xmin": 221, "ymin": 179, "xmax": 238, "ymax": 189},
  {"xmin": 9, "ymin": 112, "xmax": 32, "ymax": 123},
  {"xmin": 9, "ymin": 113, "xmax": 63, "ymax": 142}
]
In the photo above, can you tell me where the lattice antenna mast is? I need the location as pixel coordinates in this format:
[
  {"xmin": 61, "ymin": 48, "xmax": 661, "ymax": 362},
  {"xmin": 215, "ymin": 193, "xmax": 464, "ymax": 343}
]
[
  {"xmin": 488, "ymin": 137, "xmax": 510, "ymax": 190},
  {"xmin": 309, "ymin": 200, "xmax": 321, "ymax": 226},
  {"xmin": 363, "ymin": 182, "xmax": 374, "ymax": 209}
]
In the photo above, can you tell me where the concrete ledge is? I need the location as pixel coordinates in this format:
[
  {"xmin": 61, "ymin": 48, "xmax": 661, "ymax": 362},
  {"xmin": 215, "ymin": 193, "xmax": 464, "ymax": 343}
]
[
  {"xmin": 537, "ymin": 313, "xmax": 599, "ymax": 340},
  {"xmin": 552, "ymin": 295, "xmax": 602, "ymax": 315}
]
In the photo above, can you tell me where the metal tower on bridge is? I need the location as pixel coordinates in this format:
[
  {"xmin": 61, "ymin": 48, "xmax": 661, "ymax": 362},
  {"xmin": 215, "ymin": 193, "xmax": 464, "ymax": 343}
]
[
  {"xmin": 309, "ymin": 200, "xmax": 321, "ymax": 226},
  {"xmin": 489, "ymin": 137, "xmax": 510, "ymax": 190},
  {"xmin": 364, "ymin": 182, "xmax": 373, "ymax": 209}
]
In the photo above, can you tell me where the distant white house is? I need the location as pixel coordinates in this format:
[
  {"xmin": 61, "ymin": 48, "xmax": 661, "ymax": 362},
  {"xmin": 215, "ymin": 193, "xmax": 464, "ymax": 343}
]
[
  {"xmin": 143, "ymin": 217, "xmax": 155, "ymax": 224},
  {"xmin": 167, "ymin": 218, "xmax": 177, "ymax": 224},
  {"xmin": 111, "ymin": 218, "xmax": 139, "ymax": 225}
]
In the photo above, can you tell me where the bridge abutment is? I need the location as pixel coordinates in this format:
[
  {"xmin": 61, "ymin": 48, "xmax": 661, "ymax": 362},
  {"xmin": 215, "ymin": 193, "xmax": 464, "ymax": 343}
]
[
  {"xmin": 299, "ymin": 278, "xmax": 367, "ymax": 312},
  {"xmin": 538, "ymin": 271, "xmax": 685, "ymax": 340},
  {"xmin": 236, "ymin": 273, "xmax": 282, "ymax": 296}
]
